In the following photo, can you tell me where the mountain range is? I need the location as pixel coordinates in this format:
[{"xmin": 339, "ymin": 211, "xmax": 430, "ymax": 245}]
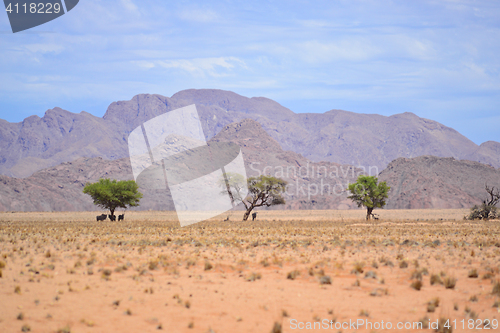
[
  {"xmin": 1, "ymin": 117, "xmax": 499, "ymax": 212},
  {"xmin": 0, "ymin": 119, "xmax": 361, "ymax": 212},
  {"xmin": 1, "ymin": 89, "xmax": 499, "ymax": 178}
]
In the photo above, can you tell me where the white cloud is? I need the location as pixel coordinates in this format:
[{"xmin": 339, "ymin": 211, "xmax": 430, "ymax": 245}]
[
  {"xmin": 121, "ymin": 0, "xmax": 138, "ymax": 12},
  {"xmin": 297, "ymin": 39, "xmax": 381, "ymax": 63},
  {"xmin": 177, "ymin": 7, "xmax": 219, "ymax": 23},
  {"xmin": 139, "ymin": 57, "xmax": 248, "ymax": 78},
  {"xmin": 23, "ymin": 43, "xmax": 65, "ymax": 54}
]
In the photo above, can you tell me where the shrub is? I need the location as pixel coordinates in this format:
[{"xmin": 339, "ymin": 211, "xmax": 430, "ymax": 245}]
[
  {"xmin": 436, "ymin": 317, "xmax": 453, "ymax": 333},
  {"xmin": 320, "ymin": 276, "xmax": 332, "ymax": 285},
  {"xmin": 204, "ymin": 261, "xmax": 213, "ymax": 271},
  {"xmin": 466, "ymin": 204, "xmax": 498, "ymax": 220},
  {"xmin": 351, "ymin": 262, "xmax": 364, "ymax": 274},
  {"xmin": 492, "ymin": 280, "xmax": 500, "ymax": 296},
  {"xmin": 430, "ymin": 274, "xmax": 443, "ymax": 285},
  {"xmin": 287, "ymin": 270, "xmax": 300, "ymax": 280},
  {"xmin": 444, "ymin": 276, "xmax": 457, "ymax": 289},
  {"xmin": 271, "ymin": 322, "xmax": 282, "ymax": 333},
  {"xmin": 247, "ymin": 272, "xmax": 262, "ymax": 282},
  {"xmin": 468, "ymin": 269, "xmax": 478, "ymax": 278},
  {"xmin": 411, "ymin": 280, "xmax": 423, "ymax": 291}
]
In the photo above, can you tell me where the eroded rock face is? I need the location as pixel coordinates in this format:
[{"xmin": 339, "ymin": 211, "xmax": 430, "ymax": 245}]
[
  {"xmin": 379, "ymin": 155, "xmax": 500, "ymax": 209},
  {"xmin": 1, "ymin": 89, "xmax": 496, "ymax": 178}
]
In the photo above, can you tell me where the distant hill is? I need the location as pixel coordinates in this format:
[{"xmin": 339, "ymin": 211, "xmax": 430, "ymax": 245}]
[
  {"xmin": 0, "ymin": 119, "xmax": 361, "ymax": 212},
  {"xmin": 1, "ymin": 89, "xmax": 498, "ymax": 178},
  {"xmin": 379, "ymin": 155, "xmax": 500, "ymax": 209}
]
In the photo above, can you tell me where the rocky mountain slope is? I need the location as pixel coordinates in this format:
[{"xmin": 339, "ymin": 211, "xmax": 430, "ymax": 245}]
[
  {"xmin": 379, "ymin": 155, "xmax": 500, "ymax": 209},
  {"xmin": 1, "ymin": 89, "xmax": 497, "ymax": 178},
  {"xmin": 0, "ymin": 119, "xmax": 361, "ymax": 212}
]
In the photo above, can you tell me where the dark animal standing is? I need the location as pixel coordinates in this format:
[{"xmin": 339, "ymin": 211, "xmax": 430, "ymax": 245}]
[
  {"xmin": 96, "ymin": 214, "xmax": 107, "ymax": 221},
  {"xmin": 118, "ymin": 214, "xmax": 124, "ymax": 221},
  {"xmin": 108, "ymin": 214, "xmax": 116, "ymax": 221},
  {"xmin": 252, "ymin": 212, "xmax": 257, "ymax": 221}
]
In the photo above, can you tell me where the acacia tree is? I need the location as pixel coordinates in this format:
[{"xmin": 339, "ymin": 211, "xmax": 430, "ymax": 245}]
[
  {"xmin": 347, "ymin": 175, "xmax": 390, "ymax": 220},
  {"xmin": 83, "ymin": 178, "xmax": 142, "ymax": 218},
  {"xmin": 220, "ymin": 174, "xmax": 287, "ymax": 221}
]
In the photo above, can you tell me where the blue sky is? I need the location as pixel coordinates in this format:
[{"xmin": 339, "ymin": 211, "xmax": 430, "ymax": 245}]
[{"xmin": 1, "ymin": 0, "xmax": 499, "ymax": 145}]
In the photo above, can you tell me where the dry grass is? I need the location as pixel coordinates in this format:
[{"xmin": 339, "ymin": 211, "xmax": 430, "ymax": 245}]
[{"xmin": 0, "ymin": 209, "xmax": 498, "ymax": 333}]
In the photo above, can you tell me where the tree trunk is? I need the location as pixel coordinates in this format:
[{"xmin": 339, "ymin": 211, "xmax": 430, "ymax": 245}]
[
  {"xmin": 366, "ymin": 207, "xmax": 373, "ymax": 220},
  {"xmin": 110, "ymin": 208, "xmax": 115, "ymax": 218},
  {"xmin": 243, "ymin": 210, "xmax": 251, "ymax": 221}
]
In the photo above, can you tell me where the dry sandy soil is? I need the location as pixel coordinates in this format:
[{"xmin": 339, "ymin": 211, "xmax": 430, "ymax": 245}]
[{"xmin": 0, "ymin": 209, "xmax": 499, "ymax": 333}]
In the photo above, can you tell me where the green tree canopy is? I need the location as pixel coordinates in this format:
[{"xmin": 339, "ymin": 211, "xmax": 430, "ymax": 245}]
[
  {"xmin": 347, "ymin": 175, "xmax": 390, "ymax": 220},
  {"xmin": 83, "ymin": 178, "xmax": 143, "ymax": 217},
  {"xmin": 220, "ymin": 174, "xmax": 287, "ymax": 221}
]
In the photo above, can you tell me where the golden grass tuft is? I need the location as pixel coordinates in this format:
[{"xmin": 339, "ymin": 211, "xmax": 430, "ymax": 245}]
[
  {"xmin": 443, "ymin": 276, "xmax": 457, "ymax": 289},
  {"xmin": 492, "ymin": 280, "xmax": 500, "ymax": 296}
]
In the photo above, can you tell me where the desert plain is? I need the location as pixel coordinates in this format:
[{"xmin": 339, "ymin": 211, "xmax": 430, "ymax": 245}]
[{"xmin": 0, "ymin": 209, "xmax": 499, "ymax": 333}]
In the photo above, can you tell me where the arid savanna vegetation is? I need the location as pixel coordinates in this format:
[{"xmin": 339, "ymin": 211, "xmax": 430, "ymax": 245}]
[{"xmin": 0, "ymin": 210, "xmax": 499, "ymax": 332}]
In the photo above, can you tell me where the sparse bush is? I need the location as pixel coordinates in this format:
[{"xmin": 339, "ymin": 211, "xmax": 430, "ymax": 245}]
[
  {"xmin": 435, "ymin": 317, "xmax": 453, "ymax": 333},
  {"xmin": 204, "ymin": 261, "xmax": 213, "ymax": 271},
  {"xmin": 467, "ymin": 204, "xmax": 498, "ymax": 220},
  {"xmin": 399, "ymin": 260, "xmax": 408, "ymax": 268},
  {"xmin": 320, "ymin": 275, "xmax": 332, "ymax": 285},
  {"xmin": 427, "ymin": 297, "xmax": 439, "ymax": 312},
  {"xmin": 247, "ymin": 272, "xmax": 262, "ymax": 282},
  {"xmin": 56, "ymin": 326, "xmax": 71, "ymax": 333},
  {"xmin": 287, "ymin": 270, "xmax": 300, "ymax": 280},
  {"xmin": 359, "ymin": 309, "xmax": 369, "ymax": 317},
  {"xmin": 430, "ymin": 274, "xmax": 443, "ymax": 285},
  {"xmin": 419, "ymin": 316, "xmax": 429, "ymax": 329},
  {"xmin": 468, "ymin": 269, "xmax": 478, "ymax": 278},
  {"xmin": 411, "ymin": 280, "xmax": 423, "ymax": 290},
  {"xmin": 444, "ymin": 276, "xmax": 457, "ymax": 289},
  {"xmin": 411, "ymin": 270, "xmax": 422, "ymax": 280},
  {"xmin": 466, "ymin": 185, "xmax": 500, "ymax": 220},
  {"xmin": 271, "ymin": 321, "xmax": 282, "ymax": 333},
  {"xmin": 351, "ymin": 262, "xmax": 364, "ymax": 274},
  {"xmin": 492, "ymin": 280, "xmax": 500, "ymax": 296},
  {"xmin": 148, "ymin": 260, "xmax": 158, "ymax": 270}
]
